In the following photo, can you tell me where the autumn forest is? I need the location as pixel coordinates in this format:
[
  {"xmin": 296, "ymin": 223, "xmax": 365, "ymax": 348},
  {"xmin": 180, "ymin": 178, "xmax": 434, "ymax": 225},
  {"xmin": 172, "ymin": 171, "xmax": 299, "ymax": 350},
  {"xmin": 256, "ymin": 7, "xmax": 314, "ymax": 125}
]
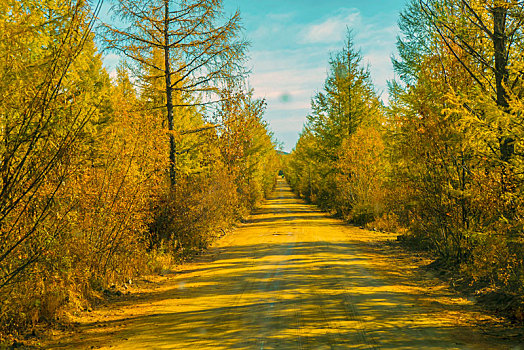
[{"xmin": 1, "ymin": 0, "xmax": 524, "ymax": 347}]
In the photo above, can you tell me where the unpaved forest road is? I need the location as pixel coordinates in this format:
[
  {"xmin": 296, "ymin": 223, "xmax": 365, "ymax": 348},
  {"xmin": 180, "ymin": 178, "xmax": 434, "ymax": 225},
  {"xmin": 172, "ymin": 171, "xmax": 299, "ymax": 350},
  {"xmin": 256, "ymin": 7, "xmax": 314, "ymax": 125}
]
[{"xmin": 51, "ymin": 179, "xmax": 523, "ymax": 349}]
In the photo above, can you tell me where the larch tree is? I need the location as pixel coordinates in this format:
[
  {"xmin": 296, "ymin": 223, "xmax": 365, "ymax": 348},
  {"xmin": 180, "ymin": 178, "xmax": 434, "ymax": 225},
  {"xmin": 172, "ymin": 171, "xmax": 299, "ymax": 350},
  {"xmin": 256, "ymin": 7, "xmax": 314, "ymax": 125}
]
[
  {"xmin": 386, "ymin": 0, "xmax": 524, "ymax": 293},
  {"xmin": 101, "ymin": 0, "xmax": 247, "ymax": 187},
  {"xmin": 216, "ymin": 88, "xmax": 278, "ymax": 209},
  {"xmin": 417, "ymin": 0, "xmax": 524, "ymax": 177},
  {"xmin": 308, "ymin": 33, "xmax": 376, "ymax": 162},
  {"xmin": 288, "ymin": 31, "xmax": 384, "ymax": 222},
  {"xmin": 0, "ymin": 0, "xmax": 103, "ymax": 290}
]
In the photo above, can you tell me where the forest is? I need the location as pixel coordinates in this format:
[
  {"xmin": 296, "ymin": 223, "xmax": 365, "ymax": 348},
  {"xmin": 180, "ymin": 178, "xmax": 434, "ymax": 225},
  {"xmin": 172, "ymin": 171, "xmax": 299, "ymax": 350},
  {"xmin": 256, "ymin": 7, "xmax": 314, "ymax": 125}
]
[
  {"xmin": 2, "ymin": 0, "xmax": 524, "ymax": 344},
  {"xmin": 0, "ymin": 0, "xmax": 279, "ymax": 337},
  {"xmin": 286, "ymin": 0, "xmax": 524, "ymax": 320}
]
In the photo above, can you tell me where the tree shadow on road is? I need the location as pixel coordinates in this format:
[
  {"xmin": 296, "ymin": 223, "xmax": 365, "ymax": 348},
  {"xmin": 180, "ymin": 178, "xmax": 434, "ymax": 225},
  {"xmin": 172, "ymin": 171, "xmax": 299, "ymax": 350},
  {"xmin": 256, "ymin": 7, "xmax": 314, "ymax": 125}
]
[{"xmin": 51, "ymin": 237, "xmax": 520, "ymax": 349}]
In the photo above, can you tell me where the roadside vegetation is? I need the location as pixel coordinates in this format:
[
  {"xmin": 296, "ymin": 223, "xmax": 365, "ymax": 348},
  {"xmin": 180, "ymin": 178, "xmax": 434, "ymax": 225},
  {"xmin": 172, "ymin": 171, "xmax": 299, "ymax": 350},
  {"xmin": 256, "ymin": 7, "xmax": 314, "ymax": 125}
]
[
  {"xmin": 0, "ymin": 0, "xmax": 278, "ymax": 340},
  {"xmin": 286, "ymin": 0, "xmax": 524, "ymax": 321}
]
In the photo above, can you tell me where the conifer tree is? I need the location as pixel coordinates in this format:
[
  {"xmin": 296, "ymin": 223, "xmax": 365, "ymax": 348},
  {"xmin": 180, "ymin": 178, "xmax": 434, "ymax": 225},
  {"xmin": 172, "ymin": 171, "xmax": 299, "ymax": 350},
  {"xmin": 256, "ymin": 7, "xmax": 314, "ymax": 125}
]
[
  {"xmin": 102, "ymin": 0, "xmax": 247, "ymax": 187},
  {"xmin": 289, "ymin": 30, "xmax": 384, "ymax": 222}
]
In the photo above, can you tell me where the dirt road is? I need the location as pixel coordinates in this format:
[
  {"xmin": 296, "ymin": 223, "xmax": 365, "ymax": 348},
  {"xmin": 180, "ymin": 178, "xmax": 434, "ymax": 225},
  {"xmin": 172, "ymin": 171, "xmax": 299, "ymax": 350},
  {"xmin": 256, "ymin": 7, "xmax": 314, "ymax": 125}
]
[{"xmin": 52, "ymin": 179, "xmax": 522, "ymax": 349}]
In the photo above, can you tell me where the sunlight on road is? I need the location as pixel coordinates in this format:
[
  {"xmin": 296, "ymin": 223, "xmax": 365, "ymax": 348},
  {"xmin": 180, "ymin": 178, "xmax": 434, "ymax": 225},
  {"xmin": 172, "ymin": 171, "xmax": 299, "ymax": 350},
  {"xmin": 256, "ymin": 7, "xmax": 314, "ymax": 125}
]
[{"xmin": 53, "ymin": 179, "xmax": 517, "ymax": 350}]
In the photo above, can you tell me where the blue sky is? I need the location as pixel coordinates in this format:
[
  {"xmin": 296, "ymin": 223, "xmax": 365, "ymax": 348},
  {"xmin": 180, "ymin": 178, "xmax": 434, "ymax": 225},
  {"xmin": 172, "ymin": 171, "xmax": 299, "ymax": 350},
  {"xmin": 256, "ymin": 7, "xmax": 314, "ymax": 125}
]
[
  {"xmin": 101, "ymin": 0, "xmax": 408, "ymax": 151},
  {"xmin": 222, "ymin": 0, "xmax": 408, "ymax": 151}
]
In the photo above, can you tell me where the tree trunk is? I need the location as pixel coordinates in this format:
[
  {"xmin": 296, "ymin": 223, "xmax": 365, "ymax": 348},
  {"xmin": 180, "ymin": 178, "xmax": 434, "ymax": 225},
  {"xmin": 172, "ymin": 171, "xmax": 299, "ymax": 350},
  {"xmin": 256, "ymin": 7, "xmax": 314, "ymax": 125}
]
[
  {"xmin": 164, "ymin": 0, "xmax": 176, "ymax": 187},
  {"xmin": 492, "ymin": 5, "xmax": 513, "ymax": 162}
]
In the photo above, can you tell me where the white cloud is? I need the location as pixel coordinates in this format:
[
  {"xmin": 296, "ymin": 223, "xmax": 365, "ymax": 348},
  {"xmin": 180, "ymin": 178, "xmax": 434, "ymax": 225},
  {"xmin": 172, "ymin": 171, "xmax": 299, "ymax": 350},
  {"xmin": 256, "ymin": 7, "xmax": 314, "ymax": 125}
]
[
  {"xmin": 102, "ymin": 53, "xmax": 120, "ymax": 69},
  {"xmin": 251, "ymin": 67, "xmax": 325, "ymax": 93},
  {"xmin": 102, "ymin": 53, "xmax": 121, "ymax": 81},
  {"xmin": 267, "ymin": 115, "xmax": 308, "ymax": 133},
  {"xmin": 363, "ymin": 50, "xmax": 394, "ymax": 96},
  {"xmin": 251, "ymin": 22, "xmax": 285, "ymax": 40},
  {"xmin": 266, "ymin": 12, "xmax": 295, "ymax": 22},
  {"xmin": 300, "ymin": 9, "xmax": 361, "ymax": 44},
  {"xmin": 108, "ymin": 69, "xmax": 118, "ymax": 81},
  {"xmin": 357, "ymin": 24, "xmax": 399, "ymax": 102},
  {"xmin": 247, "ymin": 46, "xmax": 328, "ymax": 116},
  {"xmin": 268, "ymin": 100, "xmax": 311, "ymax": 112}
]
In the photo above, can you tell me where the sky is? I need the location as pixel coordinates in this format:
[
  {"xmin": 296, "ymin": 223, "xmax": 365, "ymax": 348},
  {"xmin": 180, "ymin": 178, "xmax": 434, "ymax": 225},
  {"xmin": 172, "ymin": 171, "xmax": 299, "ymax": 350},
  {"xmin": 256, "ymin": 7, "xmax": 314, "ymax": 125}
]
[
  {"xmin": 222, "ymin": 0, "xmax": 408, "ymax": 151},
  {"xmin": 101, "ymin": 0, "xmax": 409, "ymax": 152}
]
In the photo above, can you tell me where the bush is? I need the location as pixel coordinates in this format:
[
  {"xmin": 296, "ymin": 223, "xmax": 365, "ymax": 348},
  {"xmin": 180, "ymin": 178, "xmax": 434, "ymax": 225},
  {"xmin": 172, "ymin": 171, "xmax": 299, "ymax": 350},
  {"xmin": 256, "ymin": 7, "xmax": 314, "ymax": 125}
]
[{"xmin": 149, "ymin": 170, "xmax": 240, "ymax": 258}]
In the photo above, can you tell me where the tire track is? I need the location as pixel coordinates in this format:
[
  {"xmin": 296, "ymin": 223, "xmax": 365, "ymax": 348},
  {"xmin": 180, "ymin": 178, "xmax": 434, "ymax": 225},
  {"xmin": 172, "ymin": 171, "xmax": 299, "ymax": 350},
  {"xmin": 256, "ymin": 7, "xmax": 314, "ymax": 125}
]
[{"xmin": 310, "ymin": 239, "xmax": 379, "ymax": 349}]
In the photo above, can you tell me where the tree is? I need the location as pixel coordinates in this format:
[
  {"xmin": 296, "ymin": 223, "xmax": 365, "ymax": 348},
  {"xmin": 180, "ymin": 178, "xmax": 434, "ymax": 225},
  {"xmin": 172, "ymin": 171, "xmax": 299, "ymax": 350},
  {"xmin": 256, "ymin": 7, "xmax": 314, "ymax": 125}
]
[
  {"xmin": 0, "ymin": 0, "xmax": 102, "ymax": 291},
  {"xmin": 308, "ymin": 32, "xmax": 377, "ymax": 161},
  {"xmin": 101, "ymin": 0, "xmax": 247, "ymax": 187},
  {"xmin": 216, "ymin": 89, "xmax": 278, "ymax": 209},
  {"xmin": 418, "ymin": 0, "xmax": 524, "ymax": 165},
  {"xmin": 388, "ymin": 0, "xmax": 524, "ymax": 293},
  {"xmin": 288, "ymin": 30, "xmax": 385, "ymax": 223}
]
